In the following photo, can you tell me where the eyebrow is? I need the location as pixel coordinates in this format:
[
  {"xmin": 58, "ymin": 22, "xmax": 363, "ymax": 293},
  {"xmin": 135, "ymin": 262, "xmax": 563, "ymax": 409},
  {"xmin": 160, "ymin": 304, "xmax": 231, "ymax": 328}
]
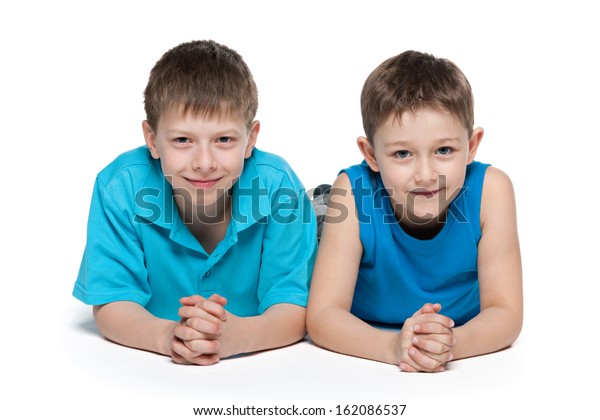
[
  {"xmin": 165, "ymin": 127, "xmax": 243, "ymax": 137},
  {"xmin": 384, "ymin": 137, "xmax": 463, "ymax": 148}
]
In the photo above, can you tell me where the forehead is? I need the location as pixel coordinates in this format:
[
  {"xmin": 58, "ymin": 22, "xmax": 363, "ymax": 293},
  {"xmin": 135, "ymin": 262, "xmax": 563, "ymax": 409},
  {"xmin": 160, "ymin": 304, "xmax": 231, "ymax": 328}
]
[
  {"xmin": 374, "ymin": 107, "xmax": 468, "ymax": 146},
  {"xmin": 157, "ymin": 105, "xmax": 247, "ymax": 131}
]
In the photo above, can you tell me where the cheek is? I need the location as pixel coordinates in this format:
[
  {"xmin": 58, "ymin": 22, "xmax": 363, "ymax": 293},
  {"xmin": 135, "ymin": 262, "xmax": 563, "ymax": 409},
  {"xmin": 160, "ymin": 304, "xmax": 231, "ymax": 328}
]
[
  {"xmin": 444, "ymin": 170, "xmax": 466, "ymax": 198},
  {"xmin": 380, "ymin": 164, "xmax": 410, "ymax": 186},
  {"xmin": 157, "ymin": 150, "xmax": 186, "ymax": 177},
  {"xmin": 380, "ymin": 173, "xmax": 409, "ymax": 202},
  {"xmin": 219, "ymin": 151, "xmax": 246, "ymax": 177},
  {"xmin": 159, "ymin": 163, "xmax": 178, "ymax": 188},
  {"xmin": 158, "ymin": 155, "xmax": 176, "ymax": 175}
]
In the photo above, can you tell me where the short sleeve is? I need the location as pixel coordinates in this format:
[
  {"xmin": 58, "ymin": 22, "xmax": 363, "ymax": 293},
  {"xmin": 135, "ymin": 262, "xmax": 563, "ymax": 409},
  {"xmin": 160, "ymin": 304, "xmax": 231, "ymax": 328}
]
[
  {"xmin": 72, "ymin": 177, "xmax": 151, "ymax": 306},
  {"xmin": 256, "ymin": 183, "xmax": 317, "ymax": 313}
]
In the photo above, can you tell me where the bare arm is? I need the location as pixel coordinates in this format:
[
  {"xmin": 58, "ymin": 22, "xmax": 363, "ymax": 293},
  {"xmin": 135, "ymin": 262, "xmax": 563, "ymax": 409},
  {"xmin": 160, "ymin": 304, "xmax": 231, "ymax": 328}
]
[
  {"xmin": 451, "ymin": 167, "xmax": 523, "ymax": 359},
  {"xmin": 307, "ymin": 173, "xmax": 402, "ymax": 365},
  {"xmin": 93, "ymin": 301, "xmax": 178, "ymax": 357},
  {"xmin": 221, "ymin": 303, "xmax": 307, "ymax": 356}
]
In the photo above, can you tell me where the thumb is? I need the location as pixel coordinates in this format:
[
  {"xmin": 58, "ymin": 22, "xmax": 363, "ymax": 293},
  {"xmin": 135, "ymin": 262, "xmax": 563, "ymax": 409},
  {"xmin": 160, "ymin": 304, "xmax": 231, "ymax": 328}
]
[
  {"xmin": 415, "ymin": 303, "xmax": 442, "ymax": 316},
  {"xmin": 180, "ymin": 295, "xmax": 206, "ymax": 306},
  {"xmin": 208, "ymin": 294, "xmax": 228, "ymax": 307}
]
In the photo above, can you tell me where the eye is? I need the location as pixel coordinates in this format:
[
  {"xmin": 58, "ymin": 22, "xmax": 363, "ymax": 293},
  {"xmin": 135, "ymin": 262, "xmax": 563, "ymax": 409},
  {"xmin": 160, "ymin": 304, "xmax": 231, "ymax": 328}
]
[
  {"xmin": 394, "ymin": 150, "xmax": 411, "ymax": 159},
  {"xmin": 217, "ymin": 136, "xmax": 233, "ymax": 144},
  {"xmin": 174, "ymin": 137, "xmax": 190, "ymax": 144},
  {"xmin": 437, "ymin": 147, "xmax": 452, "ymax": 155}
]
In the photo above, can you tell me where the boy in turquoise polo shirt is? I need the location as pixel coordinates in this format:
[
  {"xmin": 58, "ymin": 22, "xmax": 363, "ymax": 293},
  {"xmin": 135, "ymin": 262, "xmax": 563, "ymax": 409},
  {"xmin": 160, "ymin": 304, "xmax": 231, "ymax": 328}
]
[{"xmin": 73, "ymin": 40, "xmax": 317, "ymax": 365}]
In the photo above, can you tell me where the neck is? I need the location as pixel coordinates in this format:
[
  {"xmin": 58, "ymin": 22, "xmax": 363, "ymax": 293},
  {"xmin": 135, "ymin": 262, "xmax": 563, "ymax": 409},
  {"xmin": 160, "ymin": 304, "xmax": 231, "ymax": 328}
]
[
  {"xmin": 175, "ymin": 192, "xmax": 232, "ymax": 254},
  {"xmin": 174, "ymin": 189, "xmax": 232, "ymax": 225},
  {"xmin": 399, "ymin": 210, "xmax": 447, "ymax": 240}
]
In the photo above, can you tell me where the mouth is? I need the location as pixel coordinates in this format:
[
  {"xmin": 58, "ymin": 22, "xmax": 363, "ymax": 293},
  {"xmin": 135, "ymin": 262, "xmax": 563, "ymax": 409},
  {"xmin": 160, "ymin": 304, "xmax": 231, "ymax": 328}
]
[
  {"xmin": 410, "ymin": 188, "xmax": 442, "ymax": 199},
  {"xmin": 185, "ymin": 177, "xmax": 222, "ymax": 189}
]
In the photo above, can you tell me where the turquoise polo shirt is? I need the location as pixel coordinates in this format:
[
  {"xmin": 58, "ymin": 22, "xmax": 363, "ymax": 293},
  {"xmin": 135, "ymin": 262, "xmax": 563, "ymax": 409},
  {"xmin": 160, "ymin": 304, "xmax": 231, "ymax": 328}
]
[{"xmin": 73, "ymin": 146, "xmax": 317, "ymax": 321}]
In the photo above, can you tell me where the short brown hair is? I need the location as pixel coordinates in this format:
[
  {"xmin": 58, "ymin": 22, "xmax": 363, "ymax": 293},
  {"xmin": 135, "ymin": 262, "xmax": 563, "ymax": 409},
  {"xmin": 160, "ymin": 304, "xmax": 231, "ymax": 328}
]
[
  {"xmin": 361, "ymin": 50, "xmax": 474, "ymax": 142},
  {"xmin": 144, "ymin": 40, "xmax": 258, "ymax": 131}
]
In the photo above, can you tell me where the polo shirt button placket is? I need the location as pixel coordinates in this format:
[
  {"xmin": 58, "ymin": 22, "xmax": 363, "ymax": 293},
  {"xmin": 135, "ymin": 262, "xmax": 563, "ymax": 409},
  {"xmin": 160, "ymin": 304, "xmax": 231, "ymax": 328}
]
[{"xmin": 203, "ymin": 270, "xmax": 210, "ymax": 278}]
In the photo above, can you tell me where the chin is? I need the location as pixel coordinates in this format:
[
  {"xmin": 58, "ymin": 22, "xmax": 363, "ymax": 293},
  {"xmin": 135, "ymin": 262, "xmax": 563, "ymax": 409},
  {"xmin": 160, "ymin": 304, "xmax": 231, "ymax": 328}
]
[{"xmin": 409, "ymin": 210, "xmax": 443, "ymax": 225}]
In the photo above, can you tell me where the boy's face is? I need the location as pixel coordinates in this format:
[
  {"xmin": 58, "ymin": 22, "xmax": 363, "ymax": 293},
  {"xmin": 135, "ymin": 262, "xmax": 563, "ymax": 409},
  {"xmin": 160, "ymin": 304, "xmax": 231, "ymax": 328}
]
[
  {"xmin": 142, "ymin": 108, "xmax": 258, "ymax": 217},
  {"xmin": 358, "ymin": 107, "xmax": 483, "ymax": 230}
]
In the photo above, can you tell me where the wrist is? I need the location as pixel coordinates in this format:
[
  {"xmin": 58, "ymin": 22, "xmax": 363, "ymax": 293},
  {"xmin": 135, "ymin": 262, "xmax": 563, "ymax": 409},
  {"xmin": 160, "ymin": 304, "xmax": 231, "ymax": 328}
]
[
  {"xmin": 219, "ymin": 313, "xmax": 245, "ymax": 358},
  {"xmin": 158, "ymin": 320, "xmax": 180, "ymax": 356},
  {"xmin": 387, "ymin": 332, "xmax": 403, "ymax": 365}
]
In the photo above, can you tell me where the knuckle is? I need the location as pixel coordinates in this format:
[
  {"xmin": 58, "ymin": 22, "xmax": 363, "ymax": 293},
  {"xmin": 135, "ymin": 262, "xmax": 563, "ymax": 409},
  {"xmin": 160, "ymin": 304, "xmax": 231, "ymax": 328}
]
[
  {"xmin": 425, "ymin": 313, "xmax": 438, "ymax": 323},
  {"xmin": 423, "ymin": 358, "xmax": 439, "ymax": 369},
  {"xmin": 174, "ymin": 325, "xmax": 186, "ymax": 339},
  {"xmin": 180, "ymin": 327, "xmax": 195, "ymax": 341},
  {"xmin": 186, "ymin": 318, "xmax": 199, "ymax": 330},
  {"xmin": 431, "ymin": 342, "xmax": 444, "ymax": 354},
  {"xmin": 185, "ymin": 340, "xmax": 199, "ymax": 352}
]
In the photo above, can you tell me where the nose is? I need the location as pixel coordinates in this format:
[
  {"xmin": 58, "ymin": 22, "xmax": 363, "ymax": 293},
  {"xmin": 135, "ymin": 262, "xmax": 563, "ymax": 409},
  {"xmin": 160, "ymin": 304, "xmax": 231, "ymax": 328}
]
[
  {"xmin": 192, "ymin": 144, "xmax": 216, "ymax": 172},
  {"xmin": 414, "ymin": 158, "xmax": 437, "ymax": 184}
]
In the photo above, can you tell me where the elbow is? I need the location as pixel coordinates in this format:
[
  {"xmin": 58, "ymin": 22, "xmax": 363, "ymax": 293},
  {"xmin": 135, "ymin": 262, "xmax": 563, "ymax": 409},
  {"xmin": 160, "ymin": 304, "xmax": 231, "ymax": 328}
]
[
  {"xmin": 92, "ymin": 304, "xmax": 106, "ymax": 330},
  {"xmin": 506, "ymin": 299, "xmax": 524, "ymax": 345},
  {"xmin": 306, "ymin": 306, "xmax": 327, "ymax": 347},
  {"xmin": 92, "ymin": 304, "xmax": 114, "ymax": 341},
  {"xmin": 305, "ymin": 305, "xmax": 317, "ymax": 336},
  {"xmin": 496, "ymin": 306, "xmax": 524, "ymax": 350},
  {"xmin": 284, "ymin": 305, "xmax": 308, "ymax": 344},
  {"xmin": 508, "ymin": 309, "xmax": 524, "ymax": 347},
  {"xmin": 293, "ymin": 308, "xmax": 308, "ymax": 342}
]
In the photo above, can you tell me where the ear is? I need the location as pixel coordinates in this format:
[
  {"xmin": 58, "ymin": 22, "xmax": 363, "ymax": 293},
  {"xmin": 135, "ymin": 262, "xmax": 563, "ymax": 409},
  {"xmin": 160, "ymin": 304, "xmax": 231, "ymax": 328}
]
[
  {"xmin": 357, "ymin": 136, "xmax": 380, "ymax": 172},
  {"xmin": 142, "ymin": 120, "xmax": 160, "ymax": 159},
  {"xmin": 244, "ymin": 120, "xmax": 260, "ymax": 158},
  {"xmin": 467, "ymin": 127, "xmax": 484, "ymax": 164}
]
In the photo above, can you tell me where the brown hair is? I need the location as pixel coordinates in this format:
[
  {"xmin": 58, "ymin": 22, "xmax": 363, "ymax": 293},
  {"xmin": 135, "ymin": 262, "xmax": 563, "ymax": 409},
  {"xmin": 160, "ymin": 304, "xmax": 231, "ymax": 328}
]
[
  {"xmin": 144, "ymin": 40, "xmax": 258, "ymax": 131},
  {"xmin": 361, "ymin": 50, "xmax": 474, "ymax": 143}
]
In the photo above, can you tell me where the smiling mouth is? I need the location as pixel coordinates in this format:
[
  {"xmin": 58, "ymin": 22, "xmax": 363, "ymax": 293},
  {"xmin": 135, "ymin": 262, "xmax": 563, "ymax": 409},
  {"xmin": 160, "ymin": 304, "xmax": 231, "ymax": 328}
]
[
  {"xmin": 186, "ymin": 177, "xmax": 222, "ymax": 189},
  {"xmin": 410, "ymin": 188, "xmax": 442, "ymax": 199}
]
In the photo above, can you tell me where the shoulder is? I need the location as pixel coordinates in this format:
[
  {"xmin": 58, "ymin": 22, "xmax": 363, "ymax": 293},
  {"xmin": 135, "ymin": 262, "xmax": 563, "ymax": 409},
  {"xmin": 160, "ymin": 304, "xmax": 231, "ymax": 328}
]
[
  {"xmin": 326, "ymin": 172, "xmax": 359, "ymax": 225},
  {"xmin": 96, "ymin": 146, "xmax": 156, "ymax": 188},
  {"xmin": 340, "ymin": 161, "xmax": 371, "ymax": 182},
  {"xmin": 248, "ymin": 148, "xmax": 305, "ymax": 190},
  {"xmin": 481, "ymin": 166, "xmax": 517, "ymax": 228},
  {"xmin": 482, "ymin": 166, "xmax": 515, "ymax": 197}
]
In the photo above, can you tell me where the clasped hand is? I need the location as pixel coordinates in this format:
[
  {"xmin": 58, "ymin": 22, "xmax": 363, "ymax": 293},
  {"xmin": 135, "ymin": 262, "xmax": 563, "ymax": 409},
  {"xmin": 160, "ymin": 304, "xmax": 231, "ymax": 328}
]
[
  {"xmin": 396, "ymin": 303, "xmax": 456, "ymax": 373},
  {"xmin": 170, "ymin": 294, "xmax": 231, "ymax": 365}
]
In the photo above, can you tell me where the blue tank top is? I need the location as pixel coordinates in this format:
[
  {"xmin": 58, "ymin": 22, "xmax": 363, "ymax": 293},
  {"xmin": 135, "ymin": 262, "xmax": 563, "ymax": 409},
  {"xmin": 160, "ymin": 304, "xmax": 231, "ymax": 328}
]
[{"xmin": 341, "ymin": 161, "xmax": 490, "ymax": 326}]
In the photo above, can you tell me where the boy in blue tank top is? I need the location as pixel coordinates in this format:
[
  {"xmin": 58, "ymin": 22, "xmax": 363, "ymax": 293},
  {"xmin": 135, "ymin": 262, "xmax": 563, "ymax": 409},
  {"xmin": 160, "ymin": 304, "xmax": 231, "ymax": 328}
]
[
  {"xmin": 73, "ymin": 40, "xmax": 317, "ymax": 365},
  {"xmin": 307, "ymin": 51, "xmax": 522, "ymax": 372}
]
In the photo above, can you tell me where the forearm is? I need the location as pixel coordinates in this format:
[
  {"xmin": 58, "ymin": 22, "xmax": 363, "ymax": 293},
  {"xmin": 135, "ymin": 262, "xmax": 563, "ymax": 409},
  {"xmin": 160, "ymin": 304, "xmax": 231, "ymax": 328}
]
[
  {"xmin": 452, "ymin": 306, "xmax": 522, "ymax": 360},
  {"xmin": 223, "ymin": 304, "xmax": 307, "ymax": 357},
  {"xmin": 93, "ymin": 301, "xmax": 177, "ymax": 356},
  {"xmin": 308, "ymin": 307, "xmax": 398, "ymax": 365}
]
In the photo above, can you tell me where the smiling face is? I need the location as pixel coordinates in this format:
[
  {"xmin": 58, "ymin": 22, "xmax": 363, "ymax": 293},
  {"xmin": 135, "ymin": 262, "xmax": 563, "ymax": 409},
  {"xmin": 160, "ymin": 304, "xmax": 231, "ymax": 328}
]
[
  {"xmin": 143, "ymin": 107, "xmax": 259, "ymax": 222},
  {"xmin": 358, "ymin": 107, "xmax": 482, "ymax": 232}
]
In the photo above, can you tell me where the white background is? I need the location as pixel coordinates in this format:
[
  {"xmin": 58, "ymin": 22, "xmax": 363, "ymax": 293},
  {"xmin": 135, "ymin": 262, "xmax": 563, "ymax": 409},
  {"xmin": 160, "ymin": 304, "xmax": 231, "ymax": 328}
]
[{"xmin": 1, "ymin": 1, "xmax": 598, "ymax": 418}]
